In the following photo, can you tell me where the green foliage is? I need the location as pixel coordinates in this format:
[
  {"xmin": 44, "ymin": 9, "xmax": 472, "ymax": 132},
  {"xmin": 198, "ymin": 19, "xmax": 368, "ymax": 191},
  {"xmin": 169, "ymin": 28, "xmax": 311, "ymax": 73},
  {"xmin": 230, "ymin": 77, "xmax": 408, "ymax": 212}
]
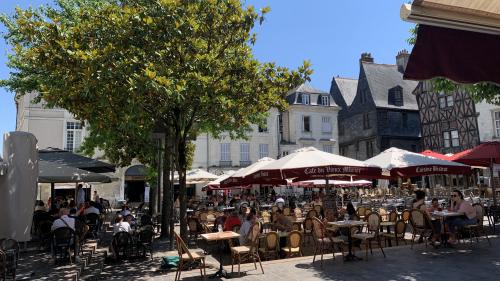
[
  {"xmin": 1, "ymin": 0, "xmax": 310, "ymax": 170},
  {"xmin": 406, "ymin": 24, "xmax": 500, "ymax": 105}
]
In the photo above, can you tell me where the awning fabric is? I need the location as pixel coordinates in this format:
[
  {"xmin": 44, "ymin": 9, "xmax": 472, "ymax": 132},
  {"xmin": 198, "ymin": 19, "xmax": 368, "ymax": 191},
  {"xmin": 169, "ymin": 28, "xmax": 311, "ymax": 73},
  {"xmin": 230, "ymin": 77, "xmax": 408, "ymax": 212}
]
[
  {"xmin": 404, "ymin": 24, "xmax": 500, "ymax": 85},
  {"xmin": 365, "ymin": 147, "xmax": 471, "ymax": 178},
  {"xmin": 420, "ymin": 150, "xmax": 450, "ymax": 160},
  {"xmin": 38, "ymin": 160, "xmax": 111, "ymax": 183},
  {"xmin": 449, "ymin": 142, "xmax": 500, "ymax": 167},
  {"xmin": 39, "ymin": 148, "xmax": 115, "ymax": 173}
]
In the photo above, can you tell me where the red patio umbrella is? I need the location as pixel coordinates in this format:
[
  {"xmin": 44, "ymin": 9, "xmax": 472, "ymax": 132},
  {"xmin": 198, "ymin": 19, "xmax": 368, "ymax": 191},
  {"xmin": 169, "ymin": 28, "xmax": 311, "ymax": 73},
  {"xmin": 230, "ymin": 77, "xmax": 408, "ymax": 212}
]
[
  {"xmin": 451, "ymin": 142, "xmax": 500, "ymax": 205},
  {"xmin": 420, "ymin": 150, "xmax": 450, "ymax": 161}
]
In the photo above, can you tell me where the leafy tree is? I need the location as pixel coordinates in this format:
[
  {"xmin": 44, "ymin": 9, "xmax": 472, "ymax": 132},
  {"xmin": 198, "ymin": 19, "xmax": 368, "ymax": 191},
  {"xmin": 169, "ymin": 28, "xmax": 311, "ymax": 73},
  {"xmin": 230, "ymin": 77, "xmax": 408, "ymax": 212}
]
[
  {"xmin": 1, "ymin": 0, "xmax": 311, "ymax": 240},
  {"xmin": 408, "ymin": 25, "xmax": 500, "ymax": 104}
]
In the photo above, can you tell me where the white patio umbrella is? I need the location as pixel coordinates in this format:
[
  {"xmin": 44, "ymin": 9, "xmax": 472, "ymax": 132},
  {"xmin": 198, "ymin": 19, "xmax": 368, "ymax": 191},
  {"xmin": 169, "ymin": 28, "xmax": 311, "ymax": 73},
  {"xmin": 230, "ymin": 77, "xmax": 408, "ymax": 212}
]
[
  {"xmin": 174, "ymin": 169, "xmax": 219, "ymax": 184},
  {"xmin": 247, "ymin": 147, "xmax": 382, "ymax": 182},
  {"xmin": 364, "ymin": 147, "xmax": 471, "ymax": 178},
  {"xmin": 221, "ymin": 157, "xmax": 287, "ymax": 188}
]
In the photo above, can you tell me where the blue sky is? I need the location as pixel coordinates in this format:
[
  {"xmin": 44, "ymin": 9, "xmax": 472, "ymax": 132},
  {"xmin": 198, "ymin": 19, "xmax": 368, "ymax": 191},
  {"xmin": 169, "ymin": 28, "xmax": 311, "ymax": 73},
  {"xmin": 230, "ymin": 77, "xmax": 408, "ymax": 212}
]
[{"xmin": 0, "ymin": 0, "xmax": 413, "ymax": 156}]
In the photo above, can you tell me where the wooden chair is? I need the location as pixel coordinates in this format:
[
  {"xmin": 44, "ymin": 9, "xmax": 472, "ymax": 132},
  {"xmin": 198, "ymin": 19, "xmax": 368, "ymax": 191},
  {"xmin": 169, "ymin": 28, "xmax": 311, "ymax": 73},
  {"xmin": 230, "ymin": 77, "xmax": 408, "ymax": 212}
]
[
  {"xmin": 311, "ymin": 217, "xmax": 344, "ymax": 268},
  {"xmin": 381, "ymin": 220, "xmax": 407, "ymax": 247},
  {"xmin": 187, "ymin": 217, "xmax": 202, "ymax": 245},
  {"xmin": 307, "ymin": 209, "xmax": 318, "ymax": 218},
  {"xmin": 283, "ymin": 207, "xmax": 291, "ymax": 216},
  {"xmin": 401, "ymin": 209, "xmax": 411, "ymax": 224},
  {"xmin": 230, "ymin": 222, "xmax": 264, "ymax": 276},
  {"xmin": 463, "ymin": 203, "xmax": 491, "ymax": 246},
  {"xmin": 303, "ymin": 217, "xmax": 314, "ymax": 245},
  {"xmin": 282, "ymin": 230, "xmax": 303, "ymax": 258},
  {"xmin": 262, "ymin": 211, "xmax": 271, "ymax": 223},
  {"xmin": 314, "ymin": 205, "xmax": 322, "ymax": 216},
  {"xmin": 409, "ymin": 209, "xmax": 432, "ymax": 249},
  {"xmin": 378, "ymin": 208, "xmax": 388, "ymax": 221},
  {"xmin": 388, "ymin": 210, "xmax": 398, "ymax": 222},
  {"xmin": 356, "ymin": 206, "xmax": 366, "ymax": 219},
  {"xmin": 294, "ymin": 208, "xmax": 303, "ymax": 219},
  {"xmin": 352, "ymin": 212, "xmax": 386, "ymax": 260},
  {"xmin": 174, "ymin": 232, "xmax": 206, "ymax": 281},
  {"xmin": 258, "ymin": 231, "xmax": 279, "ymax": 260}
]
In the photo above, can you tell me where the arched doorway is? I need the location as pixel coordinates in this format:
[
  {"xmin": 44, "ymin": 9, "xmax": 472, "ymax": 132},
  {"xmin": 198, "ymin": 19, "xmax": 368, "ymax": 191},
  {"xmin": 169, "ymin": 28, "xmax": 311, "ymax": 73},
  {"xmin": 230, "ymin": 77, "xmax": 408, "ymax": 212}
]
[{"xmin": 124, "ymin": 165, "xmax": 146, "ymax": 202}]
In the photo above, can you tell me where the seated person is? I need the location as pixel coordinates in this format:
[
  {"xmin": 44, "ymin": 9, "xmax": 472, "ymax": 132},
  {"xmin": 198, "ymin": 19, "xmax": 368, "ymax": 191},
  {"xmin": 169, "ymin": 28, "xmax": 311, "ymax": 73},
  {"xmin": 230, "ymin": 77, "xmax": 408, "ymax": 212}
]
[
  {"xmin": 34, "ymin": 201, "xmax": 47, "ymax": 212},
  {"xmin": 412, "ymin": 190, "xmax": 427, "ymax": 212},
  {"xmin": 239, "ymin": 212, "xmax": 256, "ymax": 246},
  {"xmin": 51, "ymin": 208, "xmax": 75, "ymax": 231},
  {"xmin": 445, "ymin": 190, "xmax": 477, "ymax": 244},
  {"xmin": 120, "ymin": 205, "xmax": 131, "ymax": 217},
  {"xmin": 273, "ymin": 209, "xmax": 292, "ymax": 232},
  {"xmin": 113, "ymin": 215, "xmax": 132, "ymax": 234},
  {"xmin": 224, "ymin": 211, "xmax": 242, "ymax": 231},
  {"xmin": 84, "ymin": 201, "xmax": 101, "ymax": 215},
  {"xmin": 213, "ymin": 210, "xmax": 228, "ymax": 232},
  {"xmin": 427, "ymin": 198, "xmax": 441, "ymax": 213}
]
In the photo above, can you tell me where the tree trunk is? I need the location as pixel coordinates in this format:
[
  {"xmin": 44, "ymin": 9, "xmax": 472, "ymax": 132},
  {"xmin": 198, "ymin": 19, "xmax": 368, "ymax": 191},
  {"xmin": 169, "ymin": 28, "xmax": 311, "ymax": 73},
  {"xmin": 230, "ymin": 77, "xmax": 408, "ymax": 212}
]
[
  {"xmin": 176, "ymin": 136, "xmax": 188, "ymax": 241},
  {"xmin": 161, "ymin": 131, "xmax": 173, "ymax": 239}
]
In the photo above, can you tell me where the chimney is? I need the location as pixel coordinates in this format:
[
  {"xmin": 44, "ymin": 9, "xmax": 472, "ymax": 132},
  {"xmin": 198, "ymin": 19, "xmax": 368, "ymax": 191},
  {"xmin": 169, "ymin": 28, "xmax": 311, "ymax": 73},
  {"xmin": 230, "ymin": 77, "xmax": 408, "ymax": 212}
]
[
  {"xmin": 396, "ymin": 49, "xmax": 410, "ymax": 73},
  {"xmin": 359, "ymin": 52, "xmax": 374, "ymax": 64}
]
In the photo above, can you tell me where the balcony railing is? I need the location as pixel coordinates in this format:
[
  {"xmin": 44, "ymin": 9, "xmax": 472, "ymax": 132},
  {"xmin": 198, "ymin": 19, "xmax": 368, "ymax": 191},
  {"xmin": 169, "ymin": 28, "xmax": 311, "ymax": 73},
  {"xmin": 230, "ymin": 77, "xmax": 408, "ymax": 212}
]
[
  {"xmin": 219, "ymin": 160, "xmax": 232, "ymax": 167},
  {"xmin": 239, "ymin": 161, "xmax": 252, "ymax": 167}
]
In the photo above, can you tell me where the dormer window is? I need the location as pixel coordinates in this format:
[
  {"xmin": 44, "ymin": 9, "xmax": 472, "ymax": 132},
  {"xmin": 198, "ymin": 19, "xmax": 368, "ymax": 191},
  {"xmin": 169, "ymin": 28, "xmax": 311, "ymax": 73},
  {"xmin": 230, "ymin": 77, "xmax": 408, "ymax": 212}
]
[
  {"xmin": 297, "ymin": 93, "xmax": 310, "ymax": 105},
  {"xmin": 320, "ymin": 95, "xmax": 330, "ymax": 106},
  {"xmin": 388, "ymin": 86, "xmax": 403, "ymax": 106}
]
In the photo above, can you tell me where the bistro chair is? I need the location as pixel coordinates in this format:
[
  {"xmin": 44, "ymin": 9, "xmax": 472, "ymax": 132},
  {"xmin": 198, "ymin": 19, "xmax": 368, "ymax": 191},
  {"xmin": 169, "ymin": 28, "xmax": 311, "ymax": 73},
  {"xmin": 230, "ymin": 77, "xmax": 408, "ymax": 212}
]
[
  {"xmin": 311, "ymin": 217, "xmax": 344, "ymax": 268},
  {"xmin": 187, "ymin": 217, "xmax": 202, "ymax": 245},
  {"xmin": 463, "ymin": 203, "xmax": 491, "ymax": 246},
  {"xmin": 381, "ymin": 219, "xmax": 407, "ymax": 247},
  {"xmin": 401, "ymin": 209, "xmax": 411, "ymax": 224},
  {"xmin": 388, "ymin": 210, "xmax": 398, "ymax": 223},
  {"xmin": 283, "ymin": 207, "xmax": 291, "ymax": 216},
  {"xmin": 112, "ymin": 231, "xmax": 133, "ymax": 260},
  {"xmin": 52, "ymin": 227, "xmax": 76, "ymax": 264},
  {"xmin": 230, "ymin": 222, "xmax": 264, "ymax": 276},
  {"xmin": 356, "ymin": 206, "xmax": 366, "ymax": 219},
  {"xmin": 314, "ymin": 205, "xmax": 322, "ymax": 216},
  {"xmin": 85, "ymin": 213, "xmax": 101, "ymax": 238},
  {"xmin": 303, "ymin": 217, "xmax": 314, "ymax": 245},
  {"xmin": 258, "ymin": 231, "xmax": 280, "ymax": 260},
  {"xmin": 307, "ymin": 209, "xmax": 318, "ymax": 218},
  {"xmin": 282, "ymin": 230, "xmax": 303, "ymax": 258},
  {"xmin": 137, "ymin": 225, "xmax": 155, "ymax": 260},
  {"xmin": 378, "ymin": 208, "xmax": 388, "ymax": 221},
  {"xmin": 409, "ymin": 209, "xmax": 433, "ymax": 249},
  {"xmin": 0, "ymin": 239, "xmax": 19, "ymax": 280},
  {"xmin": 294, "ymin": 208, "xmax": 303, "ymax": 219},
  {"xmin": 174, "ymin": 232, "xmax": 207, "ymax": 281},
  {"xmin": 352, "ymin": 212, "xmax": 386, "ymax": 260}
]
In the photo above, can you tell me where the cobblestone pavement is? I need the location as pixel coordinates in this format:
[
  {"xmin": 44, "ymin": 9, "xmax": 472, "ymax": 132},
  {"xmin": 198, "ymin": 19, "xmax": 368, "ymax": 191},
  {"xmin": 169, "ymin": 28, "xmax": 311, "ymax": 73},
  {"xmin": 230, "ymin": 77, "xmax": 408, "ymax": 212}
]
[{"xmin": 160, "ymin": 236, "xmax": 500, "ymax": 281}]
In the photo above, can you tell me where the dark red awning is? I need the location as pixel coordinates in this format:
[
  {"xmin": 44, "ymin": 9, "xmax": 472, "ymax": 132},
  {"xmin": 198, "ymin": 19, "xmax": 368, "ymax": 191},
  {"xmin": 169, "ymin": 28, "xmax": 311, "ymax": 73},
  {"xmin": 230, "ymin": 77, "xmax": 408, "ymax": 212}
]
[
  {"xmin": 404, "ymin": 24, "xmax": 500, "ymax": 85},
  {"xmin": 420, "ymin": 150, "xmax": 450, "ymax": 161},
  {"xmin": 449, "ymin": 142, "xmax": 500, "ymax": 167}
]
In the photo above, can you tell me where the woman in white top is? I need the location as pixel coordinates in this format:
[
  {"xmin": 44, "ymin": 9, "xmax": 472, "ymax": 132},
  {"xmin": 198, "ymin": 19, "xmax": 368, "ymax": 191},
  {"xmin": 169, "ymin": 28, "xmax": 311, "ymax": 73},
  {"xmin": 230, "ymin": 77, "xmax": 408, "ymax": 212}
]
[{"xmin": 113, "ymin": 215, "xmax": 132, "ymax": 234}]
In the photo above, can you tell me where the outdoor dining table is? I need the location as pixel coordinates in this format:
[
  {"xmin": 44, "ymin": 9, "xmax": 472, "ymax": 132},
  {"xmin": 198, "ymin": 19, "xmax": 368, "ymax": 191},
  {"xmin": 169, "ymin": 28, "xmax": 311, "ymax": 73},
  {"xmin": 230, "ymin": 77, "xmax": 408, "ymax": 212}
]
[
  {"xmin": 431, "ymin": 210, "xmax": 462, "ymax": 247},
  {"xmin": 379, "ymin": 221, "xmax": 396, "ymax": 246},
  {"xmin": 201, "ymin": 231, "xmax": 240, "ymax": 279},
  {"xmin": 328, "ymin": 220, "xmax": 366, "ymax": 261}
]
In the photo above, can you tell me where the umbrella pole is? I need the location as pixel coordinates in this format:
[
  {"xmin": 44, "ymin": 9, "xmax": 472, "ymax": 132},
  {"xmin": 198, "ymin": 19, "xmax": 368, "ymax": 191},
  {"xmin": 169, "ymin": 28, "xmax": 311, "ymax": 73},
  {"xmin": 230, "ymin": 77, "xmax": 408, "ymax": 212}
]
[
  {"xmin": 491, "ymin": 158, "xmax": 497, "ymax": 206},
  {"xmin": 50, "ymin": 182, "xmax": 55, "ymax": 203}
]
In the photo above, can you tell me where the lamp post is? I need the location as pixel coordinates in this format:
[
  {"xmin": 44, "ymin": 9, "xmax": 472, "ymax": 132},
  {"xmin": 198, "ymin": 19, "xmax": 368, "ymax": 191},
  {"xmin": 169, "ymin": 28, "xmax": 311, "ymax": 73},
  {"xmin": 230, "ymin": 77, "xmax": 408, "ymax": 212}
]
[{"xmin": 276, "ymin": 113, "xmax": 281, "ymax": 159}]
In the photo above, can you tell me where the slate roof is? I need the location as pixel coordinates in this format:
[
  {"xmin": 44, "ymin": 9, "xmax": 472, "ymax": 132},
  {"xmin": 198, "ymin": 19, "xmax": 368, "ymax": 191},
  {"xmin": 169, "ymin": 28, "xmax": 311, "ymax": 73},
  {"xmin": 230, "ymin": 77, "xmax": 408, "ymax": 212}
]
[
  {"xmin": 332, "ymin": 77, "xmax": 358, "ymax": 107},
  {"xmin": 361, "ymin": 62, "xmax": 419, "ymax": 110},
  {"xmin": 286, "ymin": 83, "xmax": 337, "ymax": 106}
]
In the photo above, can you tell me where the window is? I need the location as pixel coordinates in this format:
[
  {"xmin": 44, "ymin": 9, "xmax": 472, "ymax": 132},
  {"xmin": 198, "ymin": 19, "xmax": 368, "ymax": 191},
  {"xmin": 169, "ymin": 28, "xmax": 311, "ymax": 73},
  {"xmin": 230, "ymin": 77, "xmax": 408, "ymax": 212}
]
[
  {"xmin": 402, "ymin": 112, "xmax": 408, "ymax": 128},
  {"xmin": 259, "ymin": 144, "xmax": 269, "ymax": 158},
  {"xmin": 240, "ymin": 143, "xmax": 250, "ymax": 162},
  {"xmin": 443, "ymin": 130, "xmax": 459, "ymax": 148},
  {"xmin": 494, "ymin": 111, "xmax": 500, "ymax": 137},
  {"xmin": 258, "ymin": 123, "xmax": 268, "ymax": 133},
  {"xmin": 321, "ymin": 116, "xmax": 332, "ymax": 133},
  {"xmin": 66, "ymin": 121, "xmax": 83, "ymax": 152},
  {"xmin": 339, "ymin": 123, "xmax": 344, "ymax": 136},
  {"xmin": 366, "ymin": 141, "xmax": 374, "ymax": 158},
  {"xmin": 388, "ymin": 86, "xmax": 404, "ymax": 106},
  {"xmin": 451, "ymin": 130, "xmax": 459, "ymax": 147},
  {"xmin": 220, "ymin": 143, "xmax": 231, "ymax": 161},
  {"xmin": 363, "ymin": 113, "xmax": 371, "ymax": 129},
  {"xmin": 339, "ymin": 146, "xmax": 347, "ymax": 156},
  {"xmin": 321, "ymin": 95, "xmax": 330, "ymax": 106},
  {"xmin": 302, "ymin": 116, "xmax": 311, "ymax": 132},
  {"xmin": 323, "ymin": 144, "xmax": 333, "ymax": 153},
  {"xmin": 302, "ymin": 94, "xmax": 310, "ymax": 105},
  {"xmin": 282, "ymin": 151, "xmax": 289, "ymax": 157},
  {"xmin": 439, "ymin": 92, "xmax": 454, "ymax": 108}
]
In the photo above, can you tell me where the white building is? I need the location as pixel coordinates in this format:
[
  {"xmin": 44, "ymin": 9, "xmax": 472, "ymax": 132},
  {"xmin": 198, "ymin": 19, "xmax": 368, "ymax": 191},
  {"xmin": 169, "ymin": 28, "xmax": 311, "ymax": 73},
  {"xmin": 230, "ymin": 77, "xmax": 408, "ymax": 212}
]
[
  {"xmin": 476, "ymin": 101, "xmax": 500, "ymax": 142},
  {"xmin": 16, "ymin": 83, "xmax": 340, "ymax": 200}
]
